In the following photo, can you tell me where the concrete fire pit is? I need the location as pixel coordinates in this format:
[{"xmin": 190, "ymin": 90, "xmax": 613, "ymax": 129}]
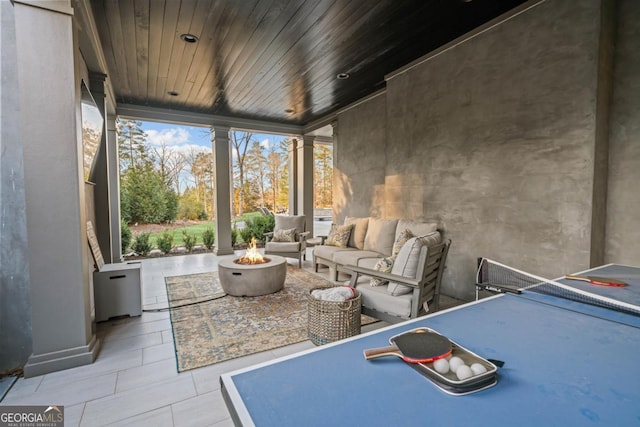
[{"xmin": 218, "ymin": 255, "xmax": 287, "ymax": 297}]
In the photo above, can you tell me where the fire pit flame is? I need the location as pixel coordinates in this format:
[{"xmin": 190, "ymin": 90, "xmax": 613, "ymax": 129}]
[{"xmin": 236, "ymin": 238, "xmax": 269, "ymax": 265}]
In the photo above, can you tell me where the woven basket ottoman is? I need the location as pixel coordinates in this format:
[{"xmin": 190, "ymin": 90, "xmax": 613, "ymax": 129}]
[{"xmin": 307, "ymin": 286, "xmax": 361, "ymax": 345}]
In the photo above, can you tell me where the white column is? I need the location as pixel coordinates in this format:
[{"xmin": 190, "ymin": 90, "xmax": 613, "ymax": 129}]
[
  {"xmin": 89, "ymin": 72, "xmax": 114, "ymax": 262},
  {"xmin": 15, "ymin": 0, "xmax": 99, "ymax": 377},
  {"xmin": 298, "ymin": 135, "xmax": 315, "ymax": 235},
  {"xmin": 106, "ymin": 113, "xmax": 122, "ymax": 262},
  {"xmin": 287, "ymin": 138, "xmax": 298, "ymax": 214},
  {"xmin": 331, "ymin": 121, "xmax": 338, "ymax": 223},
  {"xmin": 212, "ymin": 126, "xmax": 234, "ymax": 255}
]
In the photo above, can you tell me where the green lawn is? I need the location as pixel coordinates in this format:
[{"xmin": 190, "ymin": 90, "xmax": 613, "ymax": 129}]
[{"xmin": 145, "ymin": 211, "xmax": 263, "ymax": 248}]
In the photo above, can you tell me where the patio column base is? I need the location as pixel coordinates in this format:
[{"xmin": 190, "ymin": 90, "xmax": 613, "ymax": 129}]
[{"xmin": 23, "ymin": 335, "xmax": 101, "ymax": 378}]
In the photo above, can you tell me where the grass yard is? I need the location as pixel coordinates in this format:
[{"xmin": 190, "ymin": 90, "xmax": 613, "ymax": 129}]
[{"xmin": 129, "ymin": 211, "xmax": 265, "ymax": 249}]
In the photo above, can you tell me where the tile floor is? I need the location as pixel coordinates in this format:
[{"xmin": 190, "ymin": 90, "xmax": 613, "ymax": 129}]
[{"xmin": 1, "ymin": 249, "xmax": 398, "ymax": 426}]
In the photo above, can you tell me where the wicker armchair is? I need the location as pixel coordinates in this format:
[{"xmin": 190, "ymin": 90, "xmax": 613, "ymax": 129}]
[
  {"xmin": 347, "ymin": 239, "xmax": 451, "ymax": 323},
  {"xmin": 264, "ymin": 215, "xmax": 310, "ymax": 268}
]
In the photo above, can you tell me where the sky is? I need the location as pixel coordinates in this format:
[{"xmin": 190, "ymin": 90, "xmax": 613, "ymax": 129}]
[{"xmin": 139, "ymin": 120, "xmax": 288, "ymax": 158}]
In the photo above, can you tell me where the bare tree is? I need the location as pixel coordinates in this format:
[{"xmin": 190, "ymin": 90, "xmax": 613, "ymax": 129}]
[
  {"xmin": 151, "ymin": 141, "xmax": 187, "ymax": 194},
  {"xmin": 230, "ymin": 131, "xmax": 253, "ymax": 216}
]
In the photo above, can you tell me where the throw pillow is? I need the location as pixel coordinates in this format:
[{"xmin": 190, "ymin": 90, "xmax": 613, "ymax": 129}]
[
  {"xmin": 392, "ymin": 229, "xmax": 414, "ymax": 258},
  {"xmin": 272, "ymin": 228, "xmax": 296, "ymax": 242},
  {"xmin": 370, "ymin": 257, "xmax": 394, "ymax": 286},
  {"xmin": 325, "ymin": 224, "xmax": 353, "ymax": 248},
  {"xmin": 387, "ymin": 231, "xmax": 442, "ymax": 296}
]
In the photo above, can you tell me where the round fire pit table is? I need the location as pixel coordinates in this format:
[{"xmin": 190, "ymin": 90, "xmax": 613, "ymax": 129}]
[{"xmin": 218, "ymin": 255, "xmax": 287, "ymax": 297}]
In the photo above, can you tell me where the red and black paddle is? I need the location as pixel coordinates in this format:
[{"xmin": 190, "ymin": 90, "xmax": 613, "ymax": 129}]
[
  {"xmin": 565, "ymin": 275, "xmax": 628, "ymax": 288},
  {"xmin": 363, "ymin": 329, "xmax": 452, "ymax": 363}
]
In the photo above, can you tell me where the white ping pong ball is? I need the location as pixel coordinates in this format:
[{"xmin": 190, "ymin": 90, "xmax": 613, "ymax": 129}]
[
  {"xmin": 471, "ymin": 363, "xmax": 487, "ymax": 375},
  {"xmin": 448, "ymin": 356, "xmax": 465, "ymax": 373},
  {"xmin": 433, "ymin": 358, "xmax": 450, "ymax": 374},
  {"xmin": 456, "ymin": 365, "xmax": 473, "ymax": 381}
]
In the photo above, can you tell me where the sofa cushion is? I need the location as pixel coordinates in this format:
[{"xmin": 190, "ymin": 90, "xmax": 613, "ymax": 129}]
[
  {"xmin": 272, "ymin": 228, "xmax": 296, "ymax": 242},
  {"xmin": 370, "ymin": 257, "xmax": 394, "ymax": 286},
  {"xmin": 364, "ymin": 218, "xmax": 399, "ymax": 256},
  {"xmin": 354, "ymin": 279, "xmax": 413, "ymax": 319},
  {"xmin": 344, "ymin": 217, "xmax": 369, "ymax": 249},
  {"xmin": 314, "ymin": 244, "xmax": 356, "ymax": 261},
  {"xmin": 335, "ymin": 250, "xmax": 382, "ymax": 266},
  {"xmin": 325, "ymin": 224, "xmax": 353, "ymax": 248},
  {"xmin": 388, "ymin": 231, "xmax": 442, "ymax": 296},
  {"xmin": 395, "ymin": 220, "xmax": 438, "ymax": 241}
]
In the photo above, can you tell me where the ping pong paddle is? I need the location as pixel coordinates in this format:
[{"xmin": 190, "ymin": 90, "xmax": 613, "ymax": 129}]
[
  {"xmin": 363, "ymin": 329, "xmax": 452, "ymax": 363},
  {"xmin": 565, "ymin": 275, "xmax": 628, "ymax": 287}
]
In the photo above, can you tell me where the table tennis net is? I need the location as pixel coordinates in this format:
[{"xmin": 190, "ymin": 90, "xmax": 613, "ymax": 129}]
[{"xmin": 476, "ymin": 258, "xmax": 640, "ymax": 316}]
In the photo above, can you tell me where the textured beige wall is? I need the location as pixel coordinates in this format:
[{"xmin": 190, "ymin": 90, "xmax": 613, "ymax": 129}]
[
  {"xmin": 334, "ymin": 93, "xmax": 387, "ymax": 224},
  {"xmin": 335, "ymin": 1, "xmax": 611, "ymax": 300},
  {"xmin": 606, "ymin": 0, "xmax": 640, "ymax": 265}
]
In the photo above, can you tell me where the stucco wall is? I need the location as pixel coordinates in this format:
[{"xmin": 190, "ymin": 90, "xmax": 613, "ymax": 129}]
[
  {"xmin": 334, "ymin": 93, "xmax": 387, "ymax": 223},
  {"xmin": 335, "ymin": 1, "xmax": 611, "ymax": 300},
  {"xmin": 606, "ymin": 0, "xmax": 640, "ymax": 265}
]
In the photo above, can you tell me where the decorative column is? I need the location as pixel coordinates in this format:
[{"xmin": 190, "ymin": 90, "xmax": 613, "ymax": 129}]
[
  {"xmin": 89, "ymin": 72, "xmax": 113, "ymax": 262},
  {"xmin": 212, "ymin": 126, "xmax": 234, "ymax": 255},
  {"xmin": 15, "ymin": 0, "xmax": 99, "ymax": 377},
  {"xmin": 298, "ymin": 135, "xmax": 315, "ymax": 235},
  {"xmin": 287, "ymin": 138, "xmax": 298, "ymax": 215},
  {"xmin": 331, "ymin": 121, "xmax": 338, "ymax": 223}
]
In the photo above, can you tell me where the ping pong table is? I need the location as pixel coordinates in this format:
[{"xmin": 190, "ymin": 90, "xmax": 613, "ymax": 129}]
[{"xmin": 220, "ymin": 264, "xmax": 640, "ymax": 426}]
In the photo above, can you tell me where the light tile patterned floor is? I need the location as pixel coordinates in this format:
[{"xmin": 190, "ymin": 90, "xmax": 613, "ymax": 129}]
[{"xmin": 1, "ymin": 248, "xmax": 393, "ymax": 426}]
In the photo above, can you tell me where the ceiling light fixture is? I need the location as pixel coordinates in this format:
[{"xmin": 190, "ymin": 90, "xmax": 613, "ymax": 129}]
[
  {"xmin": 180, "ymin": 33, "xmax": 199, "ymax": 43},
  {"xmin": 168, "ymin": 91, "xmax": 179, "ymax": 96},
  {"xmin": 336, "ymin": 73, "xmax": 350, "ymax": 80},
  {"xmin": 285, "ymin": 108, "xmax": 295, "ymax": 114}
]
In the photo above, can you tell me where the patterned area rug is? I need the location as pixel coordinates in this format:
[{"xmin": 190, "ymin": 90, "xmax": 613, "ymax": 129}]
[{"xmin": 165, "ymin": 266, "xmax": 376, "ymax": 372}]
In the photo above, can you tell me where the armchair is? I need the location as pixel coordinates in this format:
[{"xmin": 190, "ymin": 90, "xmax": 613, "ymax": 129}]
[
  {"xmin": 347, "ymin": 239, "xmax": 451, "ymax": 323},
  {"xmin": 264, "ymin": 214, "xmax": 310, "ymax": 268}
]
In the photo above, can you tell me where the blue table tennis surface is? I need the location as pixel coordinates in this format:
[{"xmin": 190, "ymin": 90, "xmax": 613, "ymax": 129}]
[{"xmin": 220, "ymin": 264, "xmax": 640, "ymax": 426}]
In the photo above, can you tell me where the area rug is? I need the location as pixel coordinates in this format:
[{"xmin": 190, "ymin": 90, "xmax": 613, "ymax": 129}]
[{"xmin": 165, "ymin": 266, "xmax": 377, "ymax": 372}]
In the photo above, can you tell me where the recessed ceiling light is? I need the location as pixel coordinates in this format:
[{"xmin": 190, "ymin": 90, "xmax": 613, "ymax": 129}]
[
  {"xmin": 168, "ymin": 91, "xmax": 179, "ymax": 96},
  {"xmin": 180, "ymin": 33, "xmax": 199, "ymax": 43},
  {"xmin": 284, "ymin": 108, "xmax": 295, "ymax": 114},
  {"xmin": 336, "ymin": 73, "xmax": 350, "ymax": 80}
]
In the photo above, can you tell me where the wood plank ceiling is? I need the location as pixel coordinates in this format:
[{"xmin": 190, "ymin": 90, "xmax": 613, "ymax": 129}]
[{"xmin": 90, "ymin": 0, "xmax": 528, "ymax": 126}]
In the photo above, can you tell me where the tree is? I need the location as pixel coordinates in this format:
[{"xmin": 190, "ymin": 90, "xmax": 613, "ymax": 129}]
[
  {"xmin": 314, "ymin": 143, "xmax": 333, "ymax": 208},
  {"xmin": 151, "ymin": 141, "xmax": 187, "ymax": 195},
  {"xmin": 265, "ymin": 142, "xmax": 286, "ymax": 211},
  {"xmin": 120, "ymin": 164, "xmax": 177, "ymax": 223},
  {"xmin": 230, "ymin": 131, "xmax": 253, "ymax": 216},
  {"xmin": 117, "ymin": 119, "xmax": 148, "ymax": 172},
  {"xmin": 246, "ymin": 141, "xmax": 267, "ymax": 208}
]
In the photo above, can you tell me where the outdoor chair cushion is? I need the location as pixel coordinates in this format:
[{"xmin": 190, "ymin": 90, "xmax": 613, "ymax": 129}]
[
  {"xmin": 388, "ymin": 231, "xmax": 442, "ymax": 296},
  {"xmin": 274, "ymin": 214, "xmax": 306, "ymax": 237},
  {"xmin": 354, "ymin": 278, "xmax": 413, "ymax": 319},
  {"xmin": 265, "ymin": 241, "xmax": 300, "ymax": 253}
]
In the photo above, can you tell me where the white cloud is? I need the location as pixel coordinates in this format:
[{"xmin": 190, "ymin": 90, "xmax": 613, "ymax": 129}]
[
  {"xmin": 144, "ymin": 127, "xmax": 211, "ymax": 158},
  {"xmin": 260, "ymin": 138, "xmax": 270, "ymax": 149},
  {"xmin": 145, "ymin": 127, "xmax": 190, "ymax": 146}
]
